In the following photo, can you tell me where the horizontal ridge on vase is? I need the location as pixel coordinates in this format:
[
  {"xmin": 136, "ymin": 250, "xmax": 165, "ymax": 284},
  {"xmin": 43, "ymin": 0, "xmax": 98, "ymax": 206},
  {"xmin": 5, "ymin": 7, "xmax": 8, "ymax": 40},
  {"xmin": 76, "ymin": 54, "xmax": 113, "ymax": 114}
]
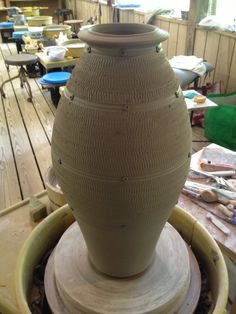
[{"xmin": 51, "ymin": 23, "xmax": 192, "ymax": 278}]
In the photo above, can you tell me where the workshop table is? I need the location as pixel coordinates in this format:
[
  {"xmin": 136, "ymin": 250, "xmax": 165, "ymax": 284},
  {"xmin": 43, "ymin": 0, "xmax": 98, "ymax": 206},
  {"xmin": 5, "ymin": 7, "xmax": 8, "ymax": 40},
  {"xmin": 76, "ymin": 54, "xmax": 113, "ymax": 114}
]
[
  {"xmin": 178, "ymin": 143, "xmax": 236, "ymax": 262},
  {"xmin": 183, "ymin": 89, "xmax": 218, "ymax": 111},
  {"xmin": 183, "ymin": 89, "xmax": 218, "ymax": 126},
  {"xmin": 36, "ymin": 52, "xmax": 79, "ymax": 74}
]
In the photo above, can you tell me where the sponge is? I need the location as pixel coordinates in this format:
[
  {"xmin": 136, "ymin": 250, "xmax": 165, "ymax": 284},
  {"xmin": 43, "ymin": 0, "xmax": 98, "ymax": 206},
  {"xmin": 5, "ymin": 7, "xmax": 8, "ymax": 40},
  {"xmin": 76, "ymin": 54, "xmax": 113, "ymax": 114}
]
[
  {"xmin": 194, "ymin": 95, "xmax": 206, "ymax": 103},
  {"xmin": 29, "ymin": 196, "xmax": 47, "ymax": 222}
]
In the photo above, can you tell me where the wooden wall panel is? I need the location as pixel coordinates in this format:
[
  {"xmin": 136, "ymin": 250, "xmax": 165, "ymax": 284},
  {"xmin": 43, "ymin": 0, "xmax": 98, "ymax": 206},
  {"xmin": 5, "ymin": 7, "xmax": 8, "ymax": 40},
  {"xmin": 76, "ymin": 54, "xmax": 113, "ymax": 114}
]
[
  {"xmin": 155, "ymin": 17, "xmax": 187, "ymax": 57},
  {"xmin": 193, "ymin": 28, "xmax": 236, "ymax": 92},
  {"xmin": 101, "ymin": 6, "xmax": 113, "ymax": 24},
  {"xmin": 194, "ymin": 29, "xmax": 207, "ymax": 58},
  {"xmin": 176, "ymin": 24, "xmax": 187, "ymax": 56},
  {"xmin": 204, "ymin": 31, "xmax": 220, "ymax": 65},
  {"xmin": 133, "ymin": 12, "xmax": 145, "ymax": 24},
  {"xmin": 167, "ymin": 23, "xmax": 178, "ymax": 59},
  {"xmin": 227, "ymin": 46, "xmax": 236, "ymax": 92},
  {"xmin": 72, "ymin": 0, "xmax": 112, "ymax": 24},
  {"xmin": 203, "ymin": 31, "xmax": 220, "ymax": 83},
  {"xmin": 214, "ymin": 35, "xmax": 235, "ymax": 92},
  {"xmin": 119, "ymin": 9, "xmax": 135, "ymax": 23},
  {"xmin": 154, "ymin": 17, "xmax": 161, "ymax": 28},
  {"xmin": 159, "ymin": 20, "xmax": 170, "ymax": 54}
]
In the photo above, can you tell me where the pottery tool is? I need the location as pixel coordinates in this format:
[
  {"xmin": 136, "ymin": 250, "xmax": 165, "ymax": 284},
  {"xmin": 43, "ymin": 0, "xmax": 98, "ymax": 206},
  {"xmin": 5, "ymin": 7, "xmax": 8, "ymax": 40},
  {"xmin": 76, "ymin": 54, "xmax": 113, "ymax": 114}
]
[
  {"xmin": 184, "ymin": 182, "xmax": 217, "ymax": 202},
  {"xmin": 185, "ymin": 180, "xmax": 236, "ymax": 203},
  {"xmin": 211, "ymin": 187, "xmax": 236, "ymax": 200},
  {"xmin": 226, "ymin": 200, "xmax": 236, "ymax": 209},
  {"xmin": 217, "ymin": 204, "xmax": 236, "ymax": 218},
  {"xmin": 200, "ymin": 189, "xmax": 218, "ymax": 203},
  {"xmin": 202, "ymin": 170, "xmax": 236, "ymax": 177},
  {"xmin": 200, "ymin": 160, "xmax": 235, "ymax": 172},
  {"xmin": 185, "ymin": 180, "xmax": 211, "ymax": 191},
  {"xmin": 183, "ymin": 184, "xmax": 218, "ymax": 203},
  {"xmin": 206, "ymin": 213, "xmax": 230, "ymax": 236},
  {"xmin": 227, "ymin": 203, "xmax": 235, "ymax": 211},
  {"xmin": 228, "ymin": 200, "xmax": 236, "ymax": 207},
  {"xmin": 182, "ymin": 188, "xmax": 201, "ymax": 199},
  {"xmin": 190, "ymin": 169, "xmax": 234, "ymax": 190},
  {"xmin": 218, "ymin": 196, "xmax": 230, "ymax": 206},
  {"xmin": 191, "ymin": 199, "xmax": 236, "ymax": 226}
]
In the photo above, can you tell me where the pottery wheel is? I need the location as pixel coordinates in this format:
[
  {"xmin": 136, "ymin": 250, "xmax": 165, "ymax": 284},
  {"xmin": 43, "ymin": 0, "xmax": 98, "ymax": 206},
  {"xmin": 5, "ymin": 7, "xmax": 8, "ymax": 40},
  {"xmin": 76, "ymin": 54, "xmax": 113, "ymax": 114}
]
[{"xmin": 45, "ymin": 222, "xmax": 200, "ymax": 314}]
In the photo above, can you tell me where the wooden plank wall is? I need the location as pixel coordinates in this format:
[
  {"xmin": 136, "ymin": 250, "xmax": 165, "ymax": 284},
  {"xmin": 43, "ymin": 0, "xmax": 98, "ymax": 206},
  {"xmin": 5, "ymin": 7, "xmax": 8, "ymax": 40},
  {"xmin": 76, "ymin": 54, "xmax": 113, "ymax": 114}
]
[
  {"xmin": 66, "ymin": 0, "xmax": 113, "ymax": 23},
  {"xmin": 154, "ymin": 16, "xmax": 187, "ymax": 59},
  {"xmin": 194, "ymin": 28, "xmax": 236, "ymax": 93}
]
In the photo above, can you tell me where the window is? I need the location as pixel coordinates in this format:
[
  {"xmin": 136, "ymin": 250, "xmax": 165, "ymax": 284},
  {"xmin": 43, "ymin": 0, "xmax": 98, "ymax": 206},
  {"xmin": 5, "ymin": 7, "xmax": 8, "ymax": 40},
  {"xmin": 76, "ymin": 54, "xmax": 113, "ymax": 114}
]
[
  {"xmin": 215, "ymin": 0, "xmax": 236, "ymax": 22},
  {"xmin": 116, "ymin": 0, "xmax": 190, "ymax": 12}
]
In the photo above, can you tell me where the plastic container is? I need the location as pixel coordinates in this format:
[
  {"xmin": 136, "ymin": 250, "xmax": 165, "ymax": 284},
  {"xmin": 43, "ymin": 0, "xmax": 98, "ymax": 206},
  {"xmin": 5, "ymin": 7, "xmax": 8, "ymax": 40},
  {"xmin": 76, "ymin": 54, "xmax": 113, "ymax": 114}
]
[
  {"xmin": 12, "ymin": 30, "xmax": 28, "ymax": 39},
  {"xmin": 42, "ymin": 71, "xmax": 71, "ymax": 84},
  {"xmin": 61, "ymin": 39, "xmax": 86, "ymax": 58},
  {"xmin": 0, "ymin": 24, "xmax": 14, "ymax": 43},
  {"xmin": 28, "ymin": 27, "xmax": 43, "ymax": 39},
  {"xmin": 27, "ymin": 16, "xmax": 52, "ymax": 26},
  {"xmin": 44, "ymin": 46, "xmax": 68, "ymax": 61},
  {"xmin": 43, "ymin": 24, "xmax": 71, "ymax": 39},
  {"xmin": 0, "ymin": 21, "xmax": 14, "ymax": 29},
  {"xmin": 21, "ymin": 7, "xmax": 40, "ymax": 17},
  {"xmin": 45, "ymin": 166, "xmax": 67, "ymax": 211}
]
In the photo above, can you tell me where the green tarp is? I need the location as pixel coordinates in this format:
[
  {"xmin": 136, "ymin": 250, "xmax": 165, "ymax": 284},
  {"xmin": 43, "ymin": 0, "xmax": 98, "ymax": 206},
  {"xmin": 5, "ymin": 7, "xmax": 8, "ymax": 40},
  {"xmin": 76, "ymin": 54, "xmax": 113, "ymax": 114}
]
[{"xmin": 204, "ymin": 91, "xmax": 236, "ymax": 151}]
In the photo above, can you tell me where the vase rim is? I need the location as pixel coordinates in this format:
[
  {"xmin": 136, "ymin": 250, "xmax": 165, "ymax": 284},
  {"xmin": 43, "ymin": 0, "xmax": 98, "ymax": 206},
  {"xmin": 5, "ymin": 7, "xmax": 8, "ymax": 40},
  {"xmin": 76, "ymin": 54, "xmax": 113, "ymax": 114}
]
[{"xmin": 78, "ymin": 23, "xmax": 169, "ymax": 48}]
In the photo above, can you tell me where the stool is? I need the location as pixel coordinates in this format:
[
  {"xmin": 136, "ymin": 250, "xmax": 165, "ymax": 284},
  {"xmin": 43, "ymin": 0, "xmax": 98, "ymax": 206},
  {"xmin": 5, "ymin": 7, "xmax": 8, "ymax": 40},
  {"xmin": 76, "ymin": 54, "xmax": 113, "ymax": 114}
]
[
  {"xmin": 54, "ymin": 9, "xmax": 74, "ymax": 24},
  {"xmin": 39, "ymin": 71, "xmax": 71, "ymax": 107},
  {"xmin": 0, "ymin": 54, "xmax": 38, "ymax": 102},
  {"xmin": 64, "ymin": 19, "xmax": 83, "ymax": 35}
]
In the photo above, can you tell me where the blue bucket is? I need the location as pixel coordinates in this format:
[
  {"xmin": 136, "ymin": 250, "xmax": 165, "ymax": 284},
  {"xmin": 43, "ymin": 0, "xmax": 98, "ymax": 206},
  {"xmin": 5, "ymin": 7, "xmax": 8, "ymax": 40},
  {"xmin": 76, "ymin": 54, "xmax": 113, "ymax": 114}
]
[
  {"xmin": 40, "ymin": 72, "xmax": 71, "ymax": 85},
  {"xmin": 12, "ymin": 31, "xmax": 29, "ymax": 39},
  {"xmin": 0, "ymin": 22, "xmax": 14, "ymax": 29}
]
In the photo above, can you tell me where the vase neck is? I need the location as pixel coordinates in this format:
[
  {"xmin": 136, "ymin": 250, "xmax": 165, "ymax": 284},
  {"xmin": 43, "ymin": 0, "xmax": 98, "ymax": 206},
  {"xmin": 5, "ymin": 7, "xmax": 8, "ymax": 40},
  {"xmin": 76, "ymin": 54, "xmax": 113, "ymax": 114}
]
[
  {"xmin": 78, "ymin": 23, "xmax": 169, "ymax": 51},
  {"xmin": 85, "ymin": 44, "xmax": 162, "ymax": 57}
]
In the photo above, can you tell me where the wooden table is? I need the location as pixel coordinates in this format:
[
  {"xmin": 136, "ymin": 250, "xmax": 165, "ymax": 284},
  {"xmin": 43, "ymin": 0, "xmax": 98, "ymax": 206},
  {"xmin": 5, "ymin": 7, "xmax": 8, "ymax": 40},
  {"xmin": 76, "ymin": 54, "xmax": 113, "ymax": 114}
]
[
  {"xmin": 178, "ymin": 143, "xmax": 236, "ymax": 262},
  {"xmin": 35, "ymin": 52, "xmax": 79, "ymax": 74}
]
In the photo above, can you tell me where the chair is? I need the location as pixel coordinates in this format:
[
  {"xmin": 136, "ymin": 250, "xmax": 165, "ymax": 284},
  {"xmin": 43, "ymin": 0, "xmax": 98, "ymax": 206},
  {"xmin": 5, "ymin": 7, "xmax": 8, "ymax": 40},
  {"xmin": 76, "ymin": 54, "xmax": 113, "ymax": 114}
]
[{"xmin": 0, "ymin": 54, "xmax": 38, "ymax": 102}]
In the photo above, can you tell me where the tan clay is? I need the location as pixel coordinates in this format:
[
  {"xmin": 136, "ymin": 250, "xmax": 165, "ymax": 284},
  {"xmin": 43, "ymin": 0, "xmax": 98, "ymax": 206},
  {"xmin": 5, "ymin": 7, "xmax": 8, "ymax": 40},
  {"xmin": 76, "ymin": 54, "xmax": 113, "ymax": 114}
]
[{"xmin": 51, "ymin": 23, "xmax": 191, "ymax": 277}]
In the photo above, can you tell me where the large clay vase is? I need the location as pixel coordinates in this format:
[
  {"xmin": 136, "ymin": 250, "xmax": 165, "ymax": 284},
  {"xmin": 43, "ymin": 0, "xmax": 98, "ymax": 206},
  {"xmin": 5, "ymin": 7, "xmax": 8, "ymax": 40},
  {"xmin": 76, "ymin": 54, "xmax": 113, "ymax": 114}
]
[{"xmin": 51, "ymin": 23, "xmax": 191, "ymax": 277}]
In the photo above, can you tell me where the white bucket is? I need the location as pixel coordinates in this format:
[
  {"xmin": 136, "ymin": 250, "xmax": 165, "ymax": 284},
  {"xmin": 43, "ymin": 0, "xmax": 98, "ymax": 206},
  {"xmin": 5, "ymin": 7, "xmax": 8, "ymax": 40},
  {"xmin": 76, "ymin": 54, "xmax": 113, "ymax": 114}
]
[{"xmin": 45, "ymin": 165, "xmax": 67, "ymax": 211}]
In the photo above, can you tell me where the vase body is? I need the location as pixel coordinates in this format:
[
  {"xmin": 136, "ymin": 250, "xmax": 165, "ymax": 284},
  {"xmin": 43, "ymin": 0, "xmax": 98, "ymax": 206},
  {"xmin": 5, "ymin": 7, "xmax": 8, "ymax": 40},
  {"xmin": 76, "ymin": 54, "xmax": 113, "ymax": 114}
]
[{"xmin": 51, "ymin": 23, "xmax": 191, "ymax": 277}]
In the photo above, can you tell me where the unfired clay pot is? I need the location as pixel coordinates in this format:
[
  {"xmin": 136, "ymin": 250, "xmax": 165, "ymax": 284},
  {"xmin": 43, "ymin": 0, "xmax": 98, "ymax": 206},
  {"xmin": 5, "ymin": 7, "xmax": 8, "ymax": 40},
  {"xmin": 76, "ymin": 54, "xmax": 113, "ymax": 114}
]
[{"xmin": 51, "ymin": 23, "xmax": 191, "ymax": 277}]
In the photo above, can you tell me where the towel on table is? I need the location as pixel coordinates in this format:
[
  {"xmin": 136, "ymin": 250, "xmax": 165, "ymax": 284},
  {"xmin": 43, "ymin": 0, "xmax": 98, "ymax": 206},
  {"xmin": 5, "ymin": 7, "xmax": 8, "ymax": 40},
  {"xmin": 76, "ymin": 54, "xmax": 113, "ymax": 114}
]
[{"xmin": 169, "ymin": 55, "xmax": 207, "ymax": 76}]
